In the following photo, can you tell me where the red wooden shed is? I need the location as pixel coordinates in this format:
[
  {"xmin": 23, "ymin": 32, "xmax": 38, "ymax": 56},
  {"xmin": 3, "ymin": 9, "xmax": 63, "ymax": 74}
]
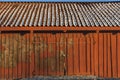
[{"xmin": 0, "ymin": 2, "xmax": 120, "ymax": 79}]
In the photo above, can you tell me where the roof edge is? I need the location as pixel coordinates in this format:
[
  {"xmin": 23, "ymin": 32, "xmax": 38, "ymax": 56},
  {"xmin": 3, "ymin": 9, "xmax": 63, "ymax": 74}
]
[{"xmin": 0, "ymin": 26, "xmax": 120, "ymax": 32}]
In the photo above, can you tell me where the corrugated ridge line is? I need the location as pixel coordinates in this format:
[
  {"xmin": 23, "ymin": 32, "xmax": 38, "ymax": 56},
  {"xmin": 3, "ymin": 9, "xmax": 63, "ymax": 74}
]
[
  {"xmin": 19, "ymin": 4, "xmax": 30, "ymax": 27},
  {"xmin": 1, "ymin": 4, "xmax": 18, "ymax": 27},
  {"xmin": 81, "ymin": 4, "xmax": 93, "ymax": 27},
  {"xmin": 51, "ymin": 3, "xmax": 55, "ymax": 26},
  {"xmin": 61, "ymin": 3, "xmax": 68, "ymax": 27},
  {"xmin": 55, "ymin": 4, "xmax": 59, "ymax": 27},
  {"xmin": 106, "ymin": 3, "xmax": 120, "ymax": 26},
  {"xmin": 89, "ymin": 3, "xmax": 108, "ymax": 26},
  {"xmin": 72, "ymin": 4, "xmax": 81, "ymax": 27},
  {"xmin": 58, "ymin": 3, "xmax": 64, "ymax": 26},
  {"xmin": 104, "ymin": 3, "xmax": 119, "ymax": 26},
  {"xmin": 29, "ymin": 3, "xmax": 38, "ymax": 26},
  {"xmin": 27, "ymin": 3, "xmax": 36, "ymax": 27},
  {"xmin": 95, "ymin": 3, "xmax": 113, "ymax": 26},
  {"xmin": 0, "ymin": 3, "xmax": 13, "ymax": 26},
  {"xmin": 33, "ymin": 3, "xmax": 42, "ymax": 26},
  {"xmin": 0, "ymin": 3, "xmax": 9, "ymax": 14},
  {"xmin": 47, "ymin": 4, "xmax": 51, "ymax": 26},
  {"xmin": 14, "ymin": 4, "xmax": 26, "ymax": 27},
  {"xmin": 38, "ymin": 3, "xmax": 45, "ymax": 26},
  {"xmin": 5, "ymin": 4, "xmax": 22, "ymax": 26},
  {"xmin": 69, "ymin": 3, "xmax": 77, "ymax": 26},
  {"xmin": 98, "ymin": 3, "xmax": 115, "ymax": 26},
  {"xmin": 77, "ymin": 4, "xmax": 86, "ymax": 26},
  {"xmin": 0, "ymin": 2, "xmax": 120, "ymax": 27},
  {"xmin": 10, "ymin": 4, "xmax": 25, "ymax": 27}
]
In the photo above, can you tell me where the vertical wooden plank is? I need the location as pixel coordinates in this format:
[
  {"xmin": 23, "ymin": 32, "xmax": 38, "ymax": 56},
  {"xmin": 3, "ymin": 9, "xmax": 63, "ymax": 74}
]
[
  {"xmin": 103, "ymin": 33, "xmax": 107, "ymax": 77},
  {"xmin": 94, "ymin": 32, "xmax": 99, "ymax": 76},
  {"xmin": 28, "ymin": 33, "xmax": 32, "ymax": 77},
  {"xmin": 90, "ymin": 33, "xmax": 95, "ymax": 75},
  {"xmin": 47, "ymin": 33, "xmax": 52, "ymax": 75},
  {"xmin": 9, "ymin": 33, "xmax": 14, "ymax": 79},
  {"xmin": 17, "ymin": 33, "xmax": 19, "ymax": 78},
  {"xmin": 67, "ymin": 33, "xmax": 73, "ymax": 75},
  {"xmin": 21, "ymin": 33, "xmax": 24, "ymax": 78},
  {"xmin": 34, "ymin": 33, "xmax": 37, "ymax": 75},
  {"xmin": 1, "ymin": 34, "xmax": 5, "ymax": 79},
  {"xmin": 25, "ymin": 33, "xmax": 29, "ymax": 78},
  {"xmin": 12, "ymin": 34, "xmax": 14, "ymax": 79},
  {"xmin": 117, "ymin": 32, "xmax": 120, "ymax": 77},
  {"xmin": 27, "ymin": 33, "xmax": 33, "ymax": 77},
  {"xmin": 111, "ymin": 33, "xmax": 117, "ymax": 77},
  {"xmin": 64, "ymin": 33, "xmax": 68, "ymax": 76},
  {"xmin": 49, "ymin": 33, "xmax": 54, "ymax": 75},
  {"xmin": 38, "ymin": 33, "xmax": 42, "ymax": 76},
  {"xmin": 86, "ymin": 34, "xmax": 91, "ymax": 74},
  {"xmin": 59, "ymin": 33, "xmax": 65, "ymax": 75},
  {"xmin": 79, "ymin": 33, "xmax": 86, "ymax": 74},
  {"xmin": 98, "ymin": 33, "xmax": 103, "ymax": 77},
  {"xmin": 29, "ymin": 31, "xmax": 34, "ymax": 77},
  {"xmin": 78, "ymin": 33, "xmax": 81, "ymax": 74},
  {"xmin": 44, "ymin": 33, "xmax": 48, "ymax": 76},
  {"xmin": 40, "ymin": 33, "xmax": 44, "ymax": 75},
  {"xmin": 79, "ymin": 33, "xmax": 83, "ymax": 74},
  {"xmin": 48, "ymin": 33, "xmax": 56, "ymax": 75},
  {"xmin": 0, "ymin": 32, "xmax": 1, "ymax": 79},
  {"xmin": 73, "ymin": 34, "xmax": 79, "ymax": 75},
  {"xmin": 18, "ymin": 33, "xmax": 22, "ymax": 78},
  {"xmin": 52, "ymin": 34, "xmax": 57, "ymax": 75},
  {"xmin": 5, "ymin": 34, "xmax": 9, "ymax": 79},
  {"xmin": 107, "ymin": 33, "xmax": 112, "ymax": 77},
  {"xmin": 54, "ymin": 34, "xmax": 58, "ymax": 75},
  {"xmin": 56, "ymin": 33, "xmax": 60, "ymax": 75},
  {"xmin": 42, "ymin": 33, "xmax": 45, "ymax": 76}
]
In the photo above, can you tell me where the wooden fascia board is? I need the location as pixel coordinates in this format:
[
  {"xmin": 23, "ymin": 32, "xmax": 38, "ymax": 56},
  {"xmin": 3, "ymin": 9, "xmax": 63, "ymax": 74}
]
[{"xmin": 0, "ymin": 26, "xmax": 120, "ymax": 31}]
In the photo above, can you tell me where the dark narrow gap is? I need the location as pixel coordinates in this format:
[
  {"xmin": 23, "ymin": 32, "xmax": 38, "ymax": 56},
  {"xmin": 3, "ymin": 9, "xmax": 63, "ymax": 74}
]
[
  {"xmin": 55, "ymin": 35, "xmax": 57, "ymax": 75},
  {"xmin": 21, "ymin": 34, "xmax": 23, "ymax": 78},
  {"xmin": 32, "ymin": 34, "xmax": 35, "ymax": 76},
  {"xmin": 25, "ymin": 34, "xmax": 27, "ymax": 78},
  {"xmin": 8, "ymin": 34, "xmax": 10, "ymax": 79},
  {"xmin": 43, "ymin": 34, "xmax": 45, "ymax": 76},
  {"xmin": 85, "ymin": 35, "xmax": 87, "ymax": 73},
  {"xmin": 106, "ymin": 33, "xmax": 108, "ymax": 77},
  {"xmin": 46, "ymin": 34, "xmax": 48, "ymax": 76},
  {"xmin": 78, "ymin": 38, "xmax": 80, "ymax": 73},
  {"xmin": 4, "ymin": 34, "xmax": 6, "ymax": 79},
  {"xmin": 64, "ymin": 67, "xmax": 66, "ymax": 76},
  {"xmin": 28, "ymin": 34, "xmax": 30, "ymax": 78},
  {"xmin": 12, "ymin": 33, "xmax": 14, "ymax": 79},
  {"xmin": 72, "ymin": 34, "xmax": 74, "ymax": 75},
  {"xmin": 64, "ymin": 36, "xmax": 68, "ymax": 76},
  {"xmin": 98, "ymin": 33, "xmax": 99, "ymax": 76},
  {"xmin": 17, "ymin": 34, "xmax": 19, "ymax": 79},
  {"xmin": 110, "ymin": 34, "xmax": 113, "ymax": 77},
  {"xmin": 89, "ymin": 34, "xmax": 91, "ymax": 74},
  {"xmin": 72, "ymin": 34, "xmax": 74, "ymax": 74},
  {"xmin": 116, "ymin": 33, "xmax": 118, "ymax": 77},
  {"xmin": 38, "ymin": 34, "xmax": 41, "ymax": 76},
  {"xmin": 65, "ymin": 34, "xmax": 68, "ymax": 75},
  {"xmin": 58, "ymin": 36, "xmax": 60, "ymax": 76},
  {"xmin": 103, "ymin": 33, "xmax": 104, "ymax": 77},
  {"xmin": 0, "ymin": 32, "xmax": 1, "ymax": 79}
]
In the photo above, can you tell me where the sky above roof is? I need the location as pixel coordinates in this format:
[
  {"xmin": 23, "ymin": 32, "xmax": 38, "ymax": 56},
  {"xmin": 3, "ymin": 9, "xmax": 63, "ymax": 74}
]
[{"xmin": 0, "ymin": 0, "xmax": 120, "ymax": 2}]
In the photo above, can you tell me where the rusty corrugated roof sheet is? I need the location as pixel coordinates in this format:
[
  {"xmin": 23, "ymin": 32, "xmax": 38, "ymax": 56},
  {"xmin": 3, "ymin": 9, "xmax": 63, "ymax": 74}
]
[{"xmin": 0, "ymin": 2, "xmax": 120, "ymax": 27}]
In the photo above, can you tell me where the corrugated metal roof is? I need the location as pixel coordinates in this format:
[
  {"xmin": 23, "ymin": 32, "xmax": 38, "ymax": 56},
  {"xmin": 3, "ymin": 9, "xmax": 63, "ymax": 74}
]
[{"xmin": 0, "ymin": 2, "xmax": 120, "ymax": 27}]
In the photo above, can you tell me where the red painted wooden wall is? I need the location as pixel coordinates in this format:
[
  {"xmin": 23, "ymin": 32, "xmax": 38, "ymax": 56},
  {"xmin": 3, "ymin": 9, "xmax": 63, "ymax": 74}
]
[{"xmin": 0, "ymin": 31, "xmax": 120, "ymax": 79}]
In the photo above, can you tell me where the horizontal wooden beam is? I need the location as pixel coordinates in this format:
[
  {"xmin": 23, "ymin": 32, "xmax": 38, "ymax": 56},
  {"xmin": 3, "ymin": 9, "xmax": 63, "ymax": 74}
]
[{"xmin": 0, "ymin": 26, "xmax": 120, "ymax": 31}]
